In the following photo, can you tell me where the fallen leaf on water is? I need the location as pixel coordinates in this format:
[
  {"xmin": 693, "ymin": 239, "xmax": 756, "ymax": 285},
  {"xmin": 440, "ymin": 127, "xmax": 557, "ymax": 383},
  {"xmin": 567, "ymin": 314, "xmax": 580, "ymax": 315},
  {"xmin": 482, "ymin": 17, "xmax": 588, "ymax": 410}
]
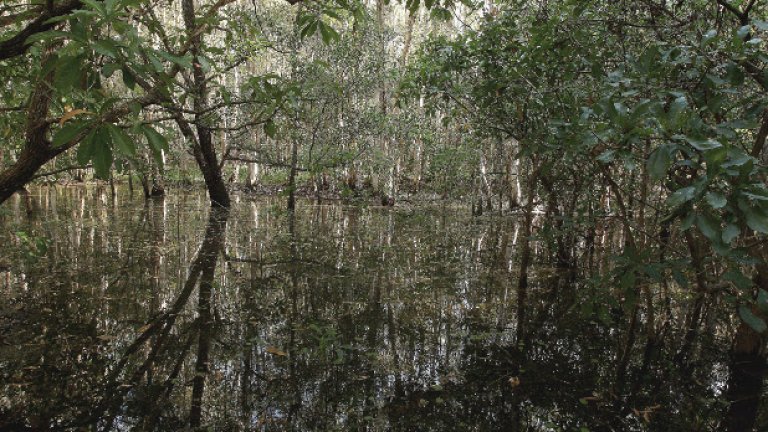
[
  {"xmin": 266, "ymin": 346, "xmax": 287, "ymax": 356},
  {"xmin": 97, "ymin": 335, "xmax": 114, "ymax": 341}
]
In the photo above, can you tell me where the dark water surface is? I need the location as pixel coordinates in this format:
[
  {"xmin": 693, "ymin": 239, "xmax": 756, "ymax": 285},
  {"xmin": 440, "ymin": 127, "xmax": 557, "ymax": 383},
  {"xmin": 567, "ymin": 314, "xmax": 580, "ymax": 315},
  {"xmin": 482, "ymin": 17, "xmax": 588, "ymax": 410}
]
[{"xmin": 0, "ymin": 186, "xmax": 763, "ymax": 431}]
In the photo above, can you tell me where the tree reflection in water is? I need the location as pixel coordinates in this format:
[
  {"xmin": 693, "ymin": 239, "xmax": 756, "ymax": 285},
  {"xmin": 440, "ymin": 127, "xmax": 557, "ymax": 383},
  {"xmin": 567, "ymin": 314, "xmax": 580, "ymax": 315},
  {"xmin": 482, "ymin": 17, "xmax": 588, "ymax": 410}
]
[{"xmin": 0, "ymin": 186, "xmax": 764, "ymax": 431}]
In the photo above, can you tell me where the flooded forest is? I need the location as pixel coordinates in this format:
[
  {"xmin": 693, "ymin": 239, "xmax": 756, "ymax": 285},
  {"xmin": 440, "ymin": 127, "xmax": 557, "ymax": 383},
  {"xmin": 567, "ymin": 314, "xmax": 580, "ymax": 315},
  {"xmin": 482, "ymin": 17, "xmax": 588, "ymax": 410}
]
[{"xmin": 3, "ymin": 0, "xmax": 768, "ymax": 431}]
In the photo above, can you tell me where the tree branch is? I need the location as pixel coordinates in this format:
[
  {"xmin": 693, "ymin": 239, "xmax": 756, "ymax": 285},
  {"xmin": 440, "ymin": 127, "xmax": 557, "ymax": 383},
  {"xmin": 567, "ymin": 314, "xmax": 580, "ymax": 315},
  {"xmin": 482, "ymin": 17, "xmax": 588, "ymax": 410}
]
[{"xmin": 0, "ymin": 0, "xmax": 84, "ymax": 61}]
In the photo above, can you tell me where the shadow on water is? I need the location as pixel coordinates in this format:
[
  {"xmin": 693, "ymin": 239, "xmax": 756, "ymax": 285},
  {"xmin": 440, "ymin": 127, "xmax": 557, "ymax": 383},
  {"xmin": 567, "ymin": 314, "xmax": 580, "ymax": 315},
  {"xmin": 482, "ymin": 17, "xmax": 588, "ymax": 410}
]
[{"xmin": 0, "ymin": 185, "xmax": 766, "ymax": 431}]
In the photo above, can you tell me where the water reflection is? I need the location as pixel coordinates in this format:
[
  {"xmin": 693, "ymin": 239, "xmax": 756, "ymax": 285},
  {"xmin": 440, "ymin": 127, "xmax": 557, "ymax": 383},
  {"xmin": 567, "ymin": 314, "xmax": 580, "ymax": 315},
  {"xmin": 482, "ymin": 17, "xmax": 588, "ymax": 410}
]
[{"xmin": 0, "ymin": 186, "xmax": 764, "ymax": 431}]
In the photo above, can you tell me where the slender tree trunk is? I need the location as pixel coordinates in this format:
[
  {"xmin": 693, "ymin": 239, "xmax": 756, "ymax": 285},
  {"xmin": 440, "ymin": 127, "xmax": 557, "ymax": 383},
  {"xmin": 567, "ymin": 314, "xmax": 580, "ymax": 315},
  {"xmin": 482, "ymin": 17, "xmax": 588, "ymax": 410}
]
[
  {"xmin": 516, "ymin": 162, "xmax": 539, "ymax": 346},
  {"xmin": 400, "ymin": 11, "xmax": 417, "ymax": 69},
  {"xmin": 287, "ymin": 139, "xmax": 298, "ymax": 211},
  {"xmin": 181, "ymin": 0, "xmax": 230, "ymax": 208}
]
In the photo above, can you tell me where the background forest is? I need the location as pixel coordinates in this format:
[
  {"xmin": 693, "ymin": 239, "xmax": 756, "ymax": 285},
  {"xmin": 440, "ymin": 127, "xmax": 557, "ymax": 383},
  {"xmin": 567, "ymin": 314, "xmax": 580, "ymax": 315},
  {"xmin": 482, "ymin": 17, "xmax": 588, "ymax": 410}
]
[{"xmin": 3, "ymin": 0, "xmax": 768, "ymax": 430}]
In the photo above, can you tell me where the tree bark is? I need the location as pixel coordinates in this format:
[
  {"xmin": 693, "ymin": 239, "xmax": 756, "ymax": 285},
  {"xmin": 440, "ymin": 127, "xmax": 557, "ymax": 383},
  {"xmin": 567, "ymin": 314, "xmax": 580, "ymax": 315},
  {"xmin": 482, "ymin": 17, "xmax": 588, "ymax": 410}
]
[
  {"xmin": 0, "ymin": 52, "xmax": 59, "ymax": 204},
  {"xmin": 181, "ymin": 0, "xmax": 230, "ymax": 208}
]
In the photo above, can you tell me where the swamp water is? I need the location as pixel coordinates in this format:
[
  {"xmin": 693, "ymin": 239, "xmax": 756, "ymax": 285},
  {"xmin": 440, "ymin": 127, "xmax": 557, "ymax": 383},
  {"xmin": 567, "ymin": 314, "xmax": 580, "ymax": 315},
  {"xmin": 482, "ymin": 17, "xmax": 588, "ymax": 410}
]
[{"xmin": 0, "ymin": 185, "xmax": 763, "ymax": 431}]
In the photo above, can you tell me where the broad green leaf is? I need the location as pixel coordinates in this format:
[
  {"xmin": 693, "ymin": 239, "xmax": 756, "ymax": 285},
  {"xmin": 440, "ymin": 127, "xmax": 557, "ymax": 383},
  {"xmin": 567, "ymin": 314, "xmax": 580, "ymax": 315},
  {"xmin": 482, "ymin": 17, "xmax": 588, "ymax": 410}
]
[
  {"xmin": 596, "ymin": 149, "xmax": 615, "ymax": 163},
  {"xmin": 696, "ymin": 212, "xmax": 721, "ymax": 243},
  {"xmin": 122, "ymin": 66, "xmax": 136, "ymax": 90},
  {"xmin": 685, "ymin": 136, "xmax": 722, "ymax": 151},
  {"xmin": 706, "ymin": 191, "xmax": 727, "ymax": 209},
  {"xmin": 142, "ymin": 125, "xmax": 169, "ymax": 152},
  {"xmin": 739, "ymin": 199, "xmax": 768, "ymax": 234},
  {"xmin": 106, "ymin": 124, "xmax": 136, "ymax": 157},
  {"xmin": 667, "ymin": 186, "xmax": 696, "ymax": 208},
  {"xmin": 52, "ymin": 122, "xmax": 89, "ymax": 148},
  {"xmin": 668, "ymin": 96, "xmax": 687, "ymax": 122},
  {"xmin": 739, "ymin": 305, "xmax": 767, "ymax": 333},
  {"xmin": 759, "ymin": 290, "xmax": 768, "ymax": 314},
  {"xmin": 55, "ymin": 55, "xmax": 84, "ymax": 90},
  {"xmin": 102, "ymin": 62, "xmax": 120, "ymax": 78},
  {"xmin": 722, "ymin": 223, "xmax": 740, "ymax": 243},
  {"xmin": 155, "ymin": 50, "xmax": 193, "ymax": 69},
  {"xmin": 93, "ymin": 40, "xmax": 120, "ymax": 58},
  {"xmin": 300, "ymin": 20, "xmax": 319, "ymax": 39},
  {"xmin": 647, "ymin": 146, "xmax": 671, "ymax": 180},
  {"xmin": 724, "ymin": 269, "xmax": 752, "ymax": 290},
  {"xmin": 319, "ymin": 21, "xmax": 340, "ymax": 44},
  {"xmin": 264, "ymin": 120, "xmax": 277, "ymax": 138},
  {"xmin": 91, "ymin": 127, "xmax": 113, "ymax": 179},
  {"xmin": 77, "ymin": 130, "xmax": 96, "ymax": 165}
]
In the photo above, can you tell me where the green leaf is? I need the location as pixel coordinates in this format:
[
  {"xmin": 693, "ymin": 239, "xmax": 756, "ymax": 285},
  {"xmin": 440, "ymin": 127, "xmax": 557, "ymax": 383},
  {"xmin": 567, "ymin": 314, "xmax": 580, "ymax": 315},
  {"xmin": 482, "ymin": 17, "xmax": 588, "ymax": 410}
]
[
  {"xmin": 667, "ymin": 186, "xmax": 696, "ymax": 208},
  {"xmin": 739, "ymin": 200, "xmax": 768, "ymax": 234},
  {"xmin": 668, "ymin": 96, "xmax": 687, "ymax": 122},
  {"xmin": 102, "ymin": 62, "xmax": 120, "ymax": 78},
  {"xmin": 93, "ymin": 40, "xmax": 120, "ymax": 58},
  {"xmin": 52, "ymin": 122, "xmax": 89, "ymax": 148},
  {"xmin": 696, "ymin": 212, "xmax": 721, "ymax": 243},
  {"xmin": 739, "ymin": 305, "xmax": 767, "ymax": 333},
  {"xmin": 672, "ymin": 269, "xmax": 688, "ymax": 289},
  {"xmin": 318, "ymin": 21, "xmax": 340, "ymax": 44},
  {"xmin": 724, "ymin": 269, "xmax": 753, "ymax": 290},
  {"xmin": 91, "ymin": 127, "xmax": 113, "ymax": 179},
  {"xmin": 264, "ymin": 120, "xmax": 277, "ymax": 138},
  {"xmin": 647, "ymin": 146, "xmax": 672, "ymax": 180},
  {"xmin": 723, "ymin": 223, "xmax": 740, "ymax": 243},
  {"xmin": 596, "ymin": 149, "xmax": 615, "ymax": 163},
  {"xmin": 142, "ymin": 125, "xmax": 168, "ymax": 151},
  {"xmin": 77, "ymin": 130, "xmax": 96, "ymax": 165},
  {"xmin": 122, "ymin": 66, "xmax": 136, "ymax": 90},
  {"xmin": 106, "ymin": 124, "xmax": 135, "ymax": 156},
  {"xmin": 685, "ymin": 136, "xmax": 722, "ymax": 151},
  {"xmin": 300, "ymin": 20, "xmax": 319, "ymax": 39},
  {"xmin": 758, "ymin": 290, "xmax": 768, "ymax": 314},
  {"xmin": 55, "ymin": 55, "xmax": 84, "ymax": 90},
  {"xmin": 155, "ymin": 50, "xmax": 193, "ymax": 69},
  {"xmin": 706, "ymin": 191, "xmax": 727, "ymax": 209}
]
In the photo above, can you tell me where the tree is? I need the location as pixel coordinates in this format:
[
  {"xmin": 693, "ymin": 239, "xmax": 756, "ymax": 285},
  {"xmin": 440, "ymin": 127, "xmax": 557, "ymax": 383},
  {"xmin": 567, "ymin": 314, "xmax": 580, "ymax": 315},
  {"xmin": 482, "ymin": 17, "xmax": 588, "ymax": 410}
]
[{"xmin": 0, "ymin": 0, "xmax": 357, "ymax": 207}]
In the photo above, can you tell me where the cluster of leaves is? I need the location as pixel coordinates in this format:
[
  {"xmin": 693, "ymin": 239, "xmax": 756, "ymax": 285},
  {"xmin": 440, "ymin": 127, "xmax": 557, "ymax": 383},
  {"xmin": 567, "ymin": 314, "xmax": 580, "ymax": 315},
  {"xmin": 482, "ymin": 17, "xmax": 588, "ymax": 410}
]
[{"xmin": 405, "ymin": 0, "xmax": 768, "ymax": 332}]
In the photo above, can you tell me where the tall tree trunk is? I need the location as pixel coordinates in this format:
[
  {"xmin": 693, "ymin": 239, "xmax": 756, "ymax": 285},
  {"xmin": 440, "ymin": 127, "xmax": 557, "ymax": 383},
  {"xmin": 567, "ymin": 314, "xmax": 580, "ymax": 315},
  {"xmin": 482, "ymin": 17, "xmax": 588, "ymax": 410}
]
[
  {"xmin": 287, "ymin": 139, "xmax": 299, "ymax": 211},
  {"xmin": 181, "ymin": 0, "xmax": 230, "ymax": 208},
  {"xmin": 400, "ymin": 11, "xmax": 417, "ymax": 69},
  {"xmin": 516, "ymin": 162, "xmax": 539, "ymax": 346}
]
